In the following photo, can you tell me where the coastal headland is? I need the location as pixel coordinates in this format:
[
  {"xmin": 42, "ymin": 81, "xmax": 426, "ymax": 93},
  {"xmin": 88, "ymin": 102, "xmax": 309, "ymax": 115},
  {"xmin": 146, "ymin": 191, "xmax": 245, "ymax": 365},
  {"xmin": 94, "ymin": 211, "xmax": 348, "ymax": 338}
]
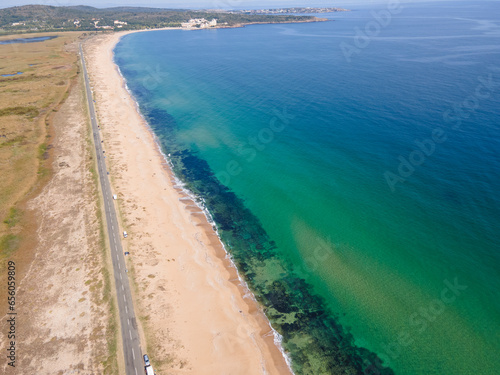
[{"xmin": 0, "ymin": 5, "xmax": 327, "ymax": 35}]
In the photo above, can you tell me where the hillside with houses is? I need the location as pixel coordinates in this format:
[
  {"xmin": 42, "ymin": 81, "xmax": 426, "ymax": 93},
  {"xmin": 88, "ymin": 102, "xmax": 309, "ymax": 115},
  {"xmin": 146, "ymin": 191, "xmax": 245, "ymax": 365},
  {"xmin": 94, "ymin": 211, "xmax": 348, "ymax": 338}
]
[{"xmin": 0, "ymin": 5, "xmax": 322, "ymax": 34}]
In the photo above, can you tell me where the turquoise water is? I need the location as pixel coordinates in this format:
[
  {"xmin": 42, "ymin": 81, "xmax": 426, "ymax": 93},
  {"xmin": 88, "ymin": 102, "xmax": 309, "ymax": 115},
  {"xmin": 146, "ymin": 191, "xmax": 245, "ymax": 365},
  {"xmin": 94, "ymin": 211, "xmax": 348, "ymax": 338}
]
[{"xmin": 115, "ymin": 2, "xmax": 500, "ymax": 374}]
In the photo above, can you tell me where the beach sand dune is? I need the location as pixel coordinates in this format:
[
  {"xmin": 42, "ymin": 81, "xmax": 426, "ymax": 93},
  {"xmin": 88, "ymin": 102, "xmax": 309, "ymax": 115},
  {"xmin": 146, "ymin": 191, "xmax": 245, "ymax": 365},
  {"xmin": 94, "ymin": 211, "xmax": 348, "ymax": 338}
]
[{"xmin": 84, "ymin": 32, "xmax": 292, "ymax": 375}]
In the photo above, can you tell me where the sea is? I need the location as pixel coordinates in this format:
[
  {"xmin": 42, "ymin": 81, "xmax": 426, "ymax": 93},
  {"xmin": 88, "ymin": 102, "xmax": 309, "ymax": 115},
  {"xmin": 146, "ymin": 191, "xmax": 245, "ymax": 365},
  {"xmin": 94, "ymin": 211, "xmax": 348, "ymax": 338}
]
[{"xmin": 113, "ymin": 1, "xmax": 500, "ymax": 374}]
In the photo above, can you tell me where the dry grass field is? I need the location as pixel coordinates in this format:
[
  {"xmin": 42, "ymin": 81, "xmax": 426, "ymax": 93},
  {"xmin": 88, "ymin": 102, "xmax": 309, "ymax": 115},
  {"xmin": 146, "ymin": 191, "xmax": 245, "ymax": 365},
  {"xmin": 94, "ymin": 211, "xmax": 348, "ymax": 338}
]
[
  {"xmin": 0, "ymin": 32, "xmax": 84, "ymax": 267},
  {"xmin": 0, "ymin": 32, "xmax": 120, "ymax": 374}
]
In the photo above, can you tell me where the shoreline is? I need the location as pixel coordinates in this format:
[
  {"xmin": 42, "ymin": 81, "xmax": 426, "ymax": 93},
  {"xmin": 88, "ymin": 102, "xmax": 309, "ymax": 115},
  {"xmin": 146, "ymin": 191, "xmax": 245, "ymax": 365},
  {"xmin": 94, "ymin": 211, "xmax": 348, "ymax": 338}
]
[
  {"xmin": 115, "ymin": 58, "xmax": 293, "ymax": 368},
  {"xmin": 0, "ymin": 18, "xmax": 328, "ymax": 37},
  {"xmin": 84, "ymin": 30, "xmax": 294, "ymax": 374}
]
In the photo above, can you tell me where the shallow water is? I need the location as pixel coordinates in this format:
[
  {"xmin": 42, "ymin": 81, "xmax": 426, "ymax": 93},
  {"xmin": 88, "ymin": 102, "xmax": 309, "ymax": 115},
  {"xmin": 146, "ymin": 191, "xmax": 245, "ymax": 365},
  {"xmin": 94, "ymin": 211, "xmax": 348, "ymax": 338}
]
[{"xmin": 1, "ymin": 72, "xmax": 23, "ymax": 77}]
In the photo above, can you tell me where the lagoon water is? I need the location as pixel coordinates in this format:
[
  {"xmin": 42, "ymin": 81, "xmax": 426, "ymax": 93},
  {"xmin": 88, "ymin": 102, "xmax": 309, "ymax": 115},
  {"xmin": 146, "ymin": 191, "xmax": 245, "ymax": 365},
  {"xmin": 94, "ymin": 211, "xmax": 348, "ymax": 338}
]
[
  {"xmin": 1, "ymin": 72, "xmax": 23, "ymax": 77},
  {"xmin": 0, "ymin": 36, "xmax": 57, "ymax": 44},
  {"xmin": 115, "ymin": 1, "xmax": 500, "ymax": 374}
]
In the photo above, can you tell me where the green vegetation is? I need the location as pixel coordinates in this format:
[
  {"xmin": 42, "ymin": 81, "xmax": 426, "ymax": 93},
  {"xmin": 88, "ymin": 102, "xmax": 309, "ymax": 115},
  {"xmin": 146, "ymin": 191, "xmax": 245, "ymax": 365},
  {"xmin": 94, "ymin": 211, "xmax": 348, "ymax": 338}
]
[
  {"xmin": 3, "ymin": 207, "xmax": 21, "ymax": 227},
  {"xmin": 0, "ymin": 5, "xmax": 320, "ymax": 34},
  {"xmin": 0, "ymin": 234, "xmax": 19, "ymax": 258},
  {"xmin": 37, "ymin": 142, "xmax": 48, "ymax": 159},
  {"xmin": 0, "ymin": 106, "xmax": 38, "ymax": 118},
  {"xmin": 0, "ymin": 135, "xmax": 26, "ymax": 148}
]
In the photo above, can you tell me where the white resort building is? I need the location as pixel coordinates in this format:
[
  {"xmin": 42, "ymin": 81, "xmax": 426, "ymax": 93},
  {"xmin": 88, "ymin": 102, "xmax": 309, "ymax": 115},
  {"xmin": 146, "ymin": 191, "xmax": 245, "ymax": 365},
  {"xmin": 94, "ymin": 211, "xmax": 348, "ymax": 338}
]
[{"xmin": 181, "ymin": 18, "xmax": 217, "ymax": 29}]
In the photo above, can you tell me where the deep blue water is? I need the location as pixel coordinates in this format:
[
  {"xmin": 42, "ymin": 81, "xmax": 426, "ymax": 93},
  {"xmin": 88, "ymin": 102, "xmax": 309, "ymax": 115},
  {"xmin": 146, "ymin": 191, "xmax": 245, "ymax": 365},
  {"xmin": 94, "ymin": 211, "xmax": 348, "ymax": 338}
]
[{"xmin": 114, "ymin": 1, "xmax": 500, "ymax": 374}]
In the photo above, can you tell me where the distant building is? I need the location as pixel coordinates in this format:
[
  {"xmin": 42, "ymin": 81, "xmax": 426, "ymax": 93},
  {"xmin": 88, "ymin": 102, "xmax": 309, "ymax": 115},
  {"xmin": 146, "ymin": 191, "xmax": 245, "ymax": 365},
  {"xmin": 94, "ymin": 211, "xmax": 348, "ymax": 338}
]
[
  {"xmin": 93, "ymin": 20, "xmax": 113, "ymax": 29},
  {"xmin": 181, "ymin": 18, "xmax": 217, "ymax": 29}
]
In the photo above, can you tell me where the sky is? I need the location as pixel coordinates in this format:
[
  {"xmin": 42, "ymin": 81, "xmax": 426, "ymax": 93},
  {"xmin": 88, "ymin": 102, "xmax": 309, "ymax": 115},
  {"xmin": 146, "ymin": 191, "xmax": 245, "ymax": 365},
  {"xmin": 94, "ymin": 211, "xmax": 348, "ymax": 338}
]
[
  {"xmin": 0, "ymin": 0, "xmax": 462, "ymax": 10},
  {"xmin": 1, "ymin": 0, "xmax": 340, "ymax": 9}
]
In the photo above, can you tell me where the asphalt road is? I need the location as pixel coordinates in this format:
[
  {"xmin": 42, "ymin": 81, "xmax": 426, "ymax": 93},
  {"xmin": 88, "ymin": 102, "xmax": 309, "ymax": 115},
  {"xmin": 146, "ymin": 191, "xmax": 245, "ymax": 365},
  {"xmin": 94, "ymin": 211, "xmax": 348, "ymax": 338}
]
[{"xmin": 79, "ymin": 43, "xmax": 145, "ymax": 375}]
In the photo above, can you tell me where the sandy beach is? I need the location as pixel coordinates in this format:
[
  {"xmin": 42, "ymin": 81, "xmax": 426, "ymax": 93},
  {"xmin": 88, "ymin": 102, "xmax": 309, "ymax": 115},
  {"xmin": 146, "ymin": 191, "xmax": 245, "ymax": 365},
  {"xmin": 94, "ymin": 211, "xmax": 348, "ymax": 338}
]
[{"xmin": 83, "ymin": 31, "xmax": 293, "ymax": 374}]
